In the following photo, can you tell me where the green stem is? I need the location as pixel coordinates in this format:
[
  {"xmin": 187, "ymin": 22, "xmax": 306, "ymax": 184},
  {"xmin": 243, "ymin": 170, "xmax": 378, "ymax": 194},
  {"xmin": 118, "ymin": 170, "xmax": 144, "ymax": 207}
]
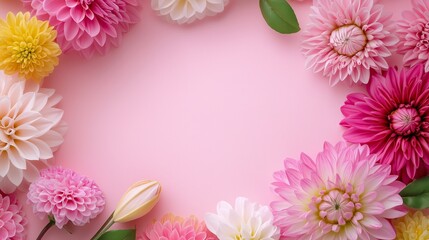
[
  {"xmin": 90, "ymin": 212, "xmax": 115, "ymax": 240},
  {"xmin": 36, "ymin": 220, "xmax": 55, "ymax": 240}
]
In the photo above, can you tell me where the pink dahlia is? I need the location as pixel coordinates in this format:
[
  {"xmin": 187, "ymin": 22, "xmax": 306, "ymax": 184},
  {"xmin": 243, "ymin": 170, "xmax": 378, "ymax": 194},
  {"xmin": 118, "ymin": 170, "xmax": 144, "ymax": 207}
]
[
  {"xmin": 0, "ymin": 193, "xmax": 26, "ymax": 240},
  {"xmin": 341, "ymin": 64, "xmax": 429, "ymax": 183},
  {"xmin": 140, "ymin": 213, "xmax": 215, "ymax": 240},
  {"xmin": 302, "ymin": 0, "xmax": 397, "ymax": 85},
  {"xmin": 23, "ymin": 0, "xmax": 140, "ymax": 57},
  {"xmin": 27, "ymin": 167, "xmax": 105, "ymax": 228},
  {"xmin": 271, "ymin": 141, "xmax": 406, "ymax": 239},
  {"xmin": 397, "ymin": 0, "xmax": 429, "ymax": 72}
]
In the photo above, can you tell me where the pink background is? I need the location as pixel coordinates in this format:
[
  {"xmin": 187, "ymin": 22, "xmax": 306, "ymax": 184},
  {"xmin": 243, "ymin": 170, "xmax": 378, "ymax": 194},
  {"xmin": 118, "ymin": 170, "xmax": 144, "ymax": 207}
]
[{"xmin": 0, "ymin": 0, "xmax": 411, "ymax": 239}]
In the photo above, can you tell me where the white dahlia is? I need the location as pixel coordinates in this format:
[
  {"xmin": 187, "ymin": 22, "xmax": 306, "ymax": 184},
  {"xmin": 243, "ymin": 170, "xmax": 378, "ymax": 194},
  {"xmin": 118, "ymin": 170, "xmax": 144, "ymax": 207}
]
[
  {"xmin": 152, "ymin": 0, "xmax": 229, "ymax": 24},
  {"xmin": 0, "ymin": 72, "xmax": 66, "ymax": 193},
  {"xmin": 205, "ymin": 197, "xmax": 280, "ymax": 240}
]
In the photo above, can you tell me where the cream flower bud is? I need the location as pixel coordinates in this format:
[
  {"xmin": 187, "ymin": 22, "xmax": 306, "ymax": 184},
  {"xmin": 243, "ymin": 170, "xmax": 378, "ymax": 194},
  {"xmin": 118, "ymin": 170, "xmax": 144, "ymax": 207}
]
[{"xmin": 112, "ymin": 180, "xmax": 161, "ymax": 223}]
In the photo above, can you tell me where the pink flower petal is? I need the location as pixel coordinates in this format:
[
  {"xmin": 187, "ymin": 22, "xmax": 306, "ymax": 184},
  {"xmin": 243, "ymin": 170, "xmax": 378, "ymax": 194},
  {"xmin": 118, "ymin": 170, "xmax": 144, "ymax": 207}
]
[{"xmin": 70, "ymin": 5, "xmax": 85, "ymax": 23}]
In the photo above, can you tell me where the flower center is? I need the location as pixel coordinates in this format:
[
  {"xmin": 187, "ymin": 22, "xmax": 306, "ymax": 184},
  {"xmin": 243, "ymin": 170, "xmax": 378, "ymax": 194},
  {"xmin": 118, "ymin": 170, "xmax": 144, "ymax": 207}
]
[
  {"xmin": 311, "ymin": 185, "xmax": 363, "ymax": 233},
  {"xmin": 4, "ymin": 128, "xmax": 15, "ymax": 135},
  {"xmin": 80, "ymin": 0, "xmax": 94, "ymax": 9},
  {"xmin": 330, "ymin": 25, "xmax": 367, "ymax": 57},
  {"xmin": 0, "ymin": 117, "xmax": 15, "ymax": 147},
  {"xmin": 388, "ymin": 106, "xmax": 421, "ymax": 136},
  {"xmin": 13, "ymin": 41, "xmax": 39, "ymax": 68},
  {"xmin": 416, "ymin": 22, "xmax": 429, "ymax": 50}
]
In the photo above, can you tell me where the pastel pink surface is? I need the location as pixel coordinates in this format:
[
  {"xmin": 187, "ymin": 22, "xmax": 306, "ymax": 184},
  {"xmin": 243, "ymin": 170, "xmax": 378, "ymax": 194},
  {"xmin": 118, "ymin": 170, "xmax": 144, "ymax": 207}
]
[{"xmin": 0, "ymin": 0, "xmax": 411, "ymax": 239}]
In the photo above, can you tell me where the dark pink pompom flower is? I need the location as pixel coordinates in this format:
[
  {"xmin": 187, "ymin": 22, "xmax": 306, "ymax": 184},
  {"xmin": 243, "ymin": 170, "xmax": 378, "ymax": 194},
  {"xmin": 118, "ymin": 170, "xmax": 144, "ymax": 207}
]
[
  {"xmin": 0, "ymin": 193, "xmax": 26, "ymax": 240},
  {"xmin": 23, "ymin": 0, "xmax": 140, "ymax": 57},
  {"xmin": 27, "ymin": 167, "xmax": 105, "ymax": 228},
  {"xmin": 341, "ymin": 64, "xmax": 429, "ymax": 183}
]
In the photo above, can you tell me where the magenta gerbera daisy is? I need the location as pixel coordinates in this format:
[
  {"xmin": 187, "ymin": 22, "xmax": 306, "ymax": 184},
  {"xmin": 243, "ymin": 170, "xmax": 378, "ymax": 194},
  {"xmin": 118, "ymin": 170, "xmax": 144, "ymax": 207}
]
[
  {"xmin": 23, "ymin": 0, "xmax": 140, "ymax": 57},
  {"xmin": 341, "ymin": 64, "xmax": 429, "ymax": 183},
  {"xmin": 302, "ymin": 0, "xmax": 397, "ymax": 85},
  {"xmin": 397, "ymin": 0, "xmax": 429, "ymax": 72},
  {"xmin": 271, "ymin": 141, "xmax": 406, "ymax": 240}
]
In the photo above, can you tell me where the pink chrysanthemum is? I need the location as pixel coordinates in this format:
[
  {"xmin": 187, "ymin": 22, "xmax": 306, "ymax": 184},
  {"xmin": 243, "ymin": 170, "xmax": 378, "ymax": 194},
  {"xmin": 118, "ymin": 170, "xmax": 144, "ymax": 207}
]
[
  {"xmin": 140, "ymin": 213, "xmax": 215, "ymax": 240},
  {"xmin": 397, "ymin": 0, "xmax": 429, "ymax": 72},
  {"xmin": 27, "ymin": 167, "xmax": 105, "ymax": 228},
  {"xmin": 271, "ymin": 141, "xmax": 406, "ymax": 240},
  {"xmin": 0, "ymin": 193, "xmax": 26, "ymax": 239},
  {"xmin": 341, "ymin": 65, "xmax": 429, "ymax": 183},
  {"xmin": 23, "ymin": 0, "xmax": 140, "ymax": 57},
  {"xmin": 302, "ymin": 0, "xmax": 397, "ymax": 85}
]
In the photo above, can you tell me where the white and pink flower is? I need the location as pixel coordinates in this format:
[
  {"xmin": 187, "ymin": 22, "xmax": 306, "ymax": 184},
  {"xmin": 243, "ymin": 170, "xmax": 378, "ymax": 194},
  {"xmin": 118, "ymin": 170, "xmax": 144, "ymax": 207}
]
[
  {"xmin": 0, "ymin": 72, "xmax": 66, "ymax": 193},
  {"xmin": 302, "ymin": 0, "xmax": 397, "ymax": 85},
  {"xmin": 151, "ymin": 0, "xmax": 229, "ymax": 24},
  {"xmin": 271, "ymin": 142, "xmax": 406, "ymax": 239}
]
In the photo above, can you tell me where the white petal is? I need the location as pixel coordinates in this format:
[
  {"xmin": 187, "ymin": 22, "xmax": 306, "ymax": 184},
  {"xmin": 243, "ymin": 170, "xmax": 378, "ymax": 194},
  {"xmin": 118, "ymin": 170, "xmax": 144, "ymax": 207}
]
[
  {"xmin": 23, "ymin": 162, "xmax": 40, "ymax": 182},
  {"xmin": 14, "ymin": 111, "xmax": 41, "ymax": 126},
  {"xmin": 7, "ymin": 81, "xmax": 24, "ymax": 106},
  {"xmin": 7, "ymin": 147, "xmax": 27, "ymax": 169},
  {"xmin": 41, "ymin": 108, "xmax": 63, "ymax": 126},
  {"xmin": 0, "ymin": 152, "xmax": 10, "ymax": 177},
  {"xmin": 205, "ymin": 213, "xmax": 220, "ymax": 234},
  {"xmin": 188, "ymin": 0, "xmax": 206, "ymax": 13},
  {"xmin": 6, "ymin": 164, "xmax": 23, "ymax": 187},
  {"xmin": 14, "ymin": 140, "xmax": 40, "ymax": 160},
  {"xmin": 18, "ymin": 92, "xmax": 36, "ymax": 113},
  {"xmin": 33, "ymin": 93, "xmax": 48, "ymax": 112},
  {"xmin": 31, "ymin": 118, "xmax": 56, "ymax": 136},
  {"xmin": 14, "ymin": 124, "xmax": 40, "ymax": 140},
  {"xmin": 0, "ymin": 97, "xmax": 10, "ymax": 118},
  {"xmin": 30, "ymin": 139, "xmax": 53, "ymax": 159},
  {"xmin": 39, "ymin": 130, "xmax": 64, "ymax": 148}
]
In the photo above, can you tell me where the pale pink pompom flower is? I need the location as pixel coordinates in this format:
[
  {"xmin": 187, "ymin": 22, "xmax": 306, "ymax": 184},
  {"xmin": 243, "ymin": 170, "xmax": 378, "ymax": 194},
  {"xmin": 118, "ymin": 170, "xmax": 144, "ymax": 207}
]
[
  {"xmin": 302, "ymin": 0, "xmax": 397, "ymax": 85},
  {"xmin": 27, "ymin": 167, "xmax": 105, "ymax": 228},
  {"xmin": 397, "ymin": 0, "xmax": 429, "ymax": 72},
  {"xmin": 23, "ymin": 0, "xmax": 140, "ymax": 57},
  {"xmin": 271, "ymin": 141, "xmax": 406, "ymax": 240},
  {"xmin": 0, "ymin": 71, "xmax": 66, "ymax": 194},
  {"xmin": 140, "ymin": 213, "xmax": 216, "ymax": 240},
  {"xmin": 0, "ymin": 193, "xmax": 27, "ymax": 240},
  {"xmin": 341, "ymin": 65, "xmax": 429, "ymax": 183}
]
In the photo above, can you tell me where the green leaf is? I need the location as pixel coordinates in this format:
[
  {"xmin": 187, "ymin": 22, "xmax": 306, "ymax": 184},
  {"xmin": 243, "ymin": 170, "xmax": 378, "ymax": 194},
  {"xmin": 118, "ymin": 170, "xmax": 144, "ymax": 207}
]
[
  {"xmin": 259, "ymin": 0, "xmax": 300, "ymax": 34},
  {"xmin": 400, "ymin": 176, "xmax": 429, "ymax": 209},
  {"xmin": 98, "ymin": 229, "xmax": 136, "ymax": 240}
]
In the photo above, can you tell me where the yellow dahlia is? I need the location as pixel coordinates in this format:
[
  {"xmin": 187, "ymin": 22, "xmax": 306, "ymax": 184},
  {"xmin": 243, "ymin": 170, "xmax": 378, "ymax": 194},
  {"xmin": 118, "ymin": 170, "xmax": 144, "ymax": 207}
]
[
  {"xmin": 0, "ymin": 12, "xmax": 61, "ymax": 82},
  {"xmin": 393, "ymin": 211, "xmax": 429, "ymax": 240}
]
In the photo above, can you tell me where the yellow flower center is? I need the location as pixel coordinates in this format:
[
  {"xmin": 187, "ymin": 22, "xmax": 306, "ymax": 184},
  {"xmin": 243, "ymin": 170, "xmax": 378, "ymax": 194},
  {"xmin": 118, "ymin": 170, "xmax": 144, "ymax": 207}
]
[{"xmin": 16, "ymin": 41, "xmax": 38, "ymax": 65}]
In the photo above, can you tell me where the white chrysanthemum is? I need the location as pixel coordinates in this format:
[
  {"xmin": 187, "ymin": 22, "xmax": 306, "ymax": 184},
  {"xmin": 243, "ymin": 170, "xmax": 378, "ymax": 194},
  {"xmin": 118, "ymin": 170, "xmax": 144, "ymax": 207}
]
[
  {"xmin": 151, "ymin": 0, "xmax": 229, "ymax": 24},
  {"xmin": 0, "ymin": 72, "xmax": 66, "ymax": 193},
  {"xmin": 205, "ymin": 197, "xmax": 279, "ymax": 240}
]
